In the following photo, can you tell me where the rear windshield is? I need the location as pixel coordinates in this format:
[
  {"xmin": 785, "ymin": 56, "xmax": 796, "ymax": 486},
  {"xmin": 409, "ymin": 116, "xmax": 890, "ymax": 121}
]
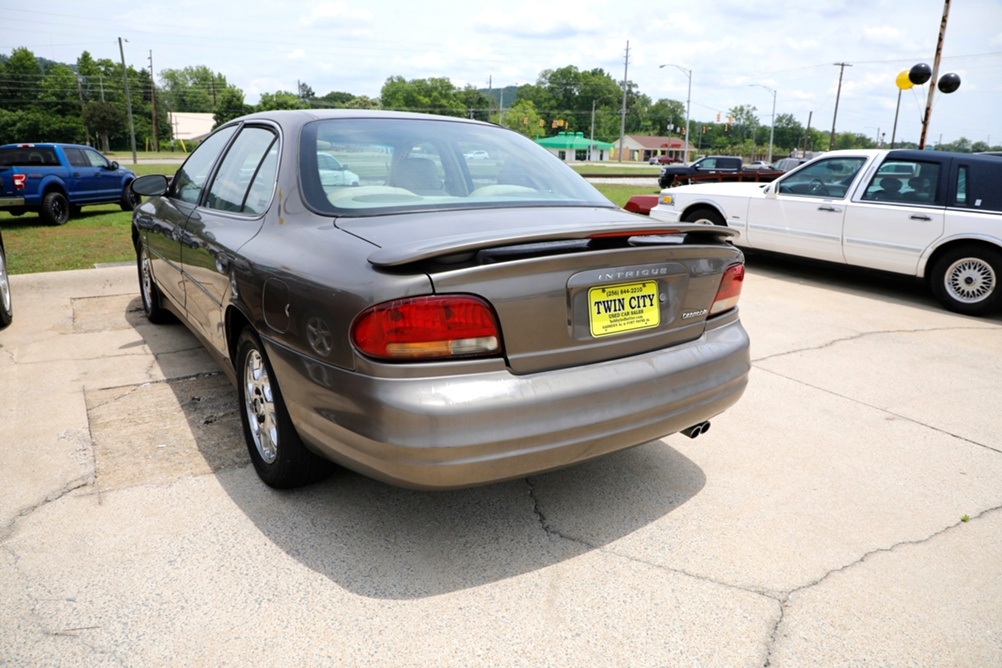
[
  {"xmin": 0, "ymin": 146, "xmax": 60, "ymax": 167},
  {"xmin": 299, "ymin": 117, "xmax": 613, "ymax": 216}
]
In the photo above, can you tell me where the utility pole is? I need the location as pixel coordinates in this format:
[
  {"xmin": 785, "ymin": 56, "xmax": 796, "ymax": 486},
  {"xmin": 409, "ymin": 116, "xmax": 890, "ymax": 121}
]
[
  {"xmin": 149, "ymin": 50, "xmax": 158, "ymax": 152},
  {"xmin": 829, "ymin": 62, "xmax": 852, "ymax": 151},
  {"xmin": 118, "ymin": 37, "xmax": 137, "ymax": 164},
  {"xmin": 617, "ymin": 40, "xmax": 629, "ymax": 163},
  {"xmin": 803, "ymin": 111, "xmax": 813, "ymax": 156},
  {"xmin": 919, "ymin": 0, "xmax": 951, "ymax": 149}
]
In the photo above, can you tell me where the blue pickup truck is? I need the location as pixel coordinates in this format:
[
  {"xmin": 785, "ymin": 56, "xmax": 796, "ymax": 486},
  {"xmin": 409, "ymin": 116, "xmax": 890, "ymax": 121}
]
[{"xmin": 0, "ymin": 143, "xmax": 139, "ymax": 225}]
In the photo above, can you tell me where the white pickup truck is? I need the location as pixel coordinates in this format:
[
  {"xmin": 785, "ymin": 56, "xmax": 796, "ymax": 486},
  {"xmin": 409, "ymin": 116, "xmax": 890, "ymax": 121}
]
[{"xmin": 649, "ymin": 149, "xmax": 1002, "ymax": 316}]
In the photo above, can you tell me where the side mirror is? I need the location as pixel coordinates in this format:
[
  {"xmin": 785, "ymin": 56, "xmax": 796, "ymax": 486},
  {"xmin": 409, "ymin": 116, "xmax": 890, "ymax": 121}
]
[
  {"xmin": 131, "ymin": 173, "xmax": 170, "ymax": 196},
  {"xmin": 109, "ymin": 161, "xmax": 120, "ymax": 170}
]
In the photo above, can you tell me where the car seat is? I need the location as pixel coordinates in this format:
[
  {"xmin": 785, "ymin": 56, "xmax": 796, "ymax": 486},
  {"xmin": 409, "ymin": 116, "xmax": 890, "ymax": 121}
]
[
  {"xmin": 390, "ymin": 158, "xmax": 442, "ymax": 195},
  {"xmin": 874, "ymin": 177, "xmax": 902, "ymax": 201}
]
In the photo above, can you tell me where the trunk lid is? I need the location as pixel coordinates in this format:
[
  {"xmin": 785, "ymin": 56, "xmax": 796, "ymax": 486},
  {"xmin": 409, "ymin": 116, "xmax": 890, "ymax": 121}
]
[{"xmin": 338, "ymin": 207, "xmax": 742, "ymax": 374}]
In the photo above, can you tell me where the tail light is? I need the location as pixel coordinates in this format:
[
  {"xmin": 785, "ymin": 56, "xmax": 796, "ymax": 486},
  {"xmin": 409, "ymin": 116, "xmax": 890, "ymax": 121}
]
[
  {"xmin": 709, "ymin": 263, "xmax": 745, "ymax": 316},
  {"xmin": 352, "ymin": 295, "xmax": 502, "ymax": 361},
  {"xmin": 13, "ymin": 174, "xmax": 26, "ymax": 191}
]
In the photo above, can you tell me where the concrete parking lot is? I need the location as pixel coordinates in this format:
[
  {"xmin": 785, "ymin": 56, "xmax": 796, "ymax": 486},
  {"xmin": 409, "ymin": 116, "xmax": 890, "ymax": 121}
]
[{"xmin": 2, "ymin": 256, "xmax": 1001, "ymax": 666}]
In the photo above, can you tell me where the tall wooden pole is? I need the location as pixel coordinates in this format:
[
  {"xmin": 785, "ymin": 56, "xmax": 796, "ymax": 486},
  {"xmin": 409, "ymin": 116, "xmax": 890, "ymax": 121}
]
[{"xmin": 919, "ymin": 0, "xmax": 951, "ymax": 149}]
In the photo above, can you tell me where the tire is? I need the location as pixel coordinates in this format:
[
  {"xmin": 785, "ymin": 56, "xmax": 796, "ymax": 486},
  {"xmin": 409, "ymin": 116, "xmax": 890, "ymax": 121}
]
[
  {"xmin": 120, "ymin": 184, "xmax": 140, "ymax": 211},
  {"xmin": 930, "ymin": 244, "xmax": 1002, "ymax": 316},
  {"xmin": 0, "ymin": 240, "xmax": 12, "ymax": 330},
  {"xmin": 136, "ymin": 243, "xmax": 172, "ymax": 324},
  {"xmin": 40, "ymin": 191, "xmax": 70, "ymax": 225},
  {"xmin": 682, "ymin": 207, "xmax": 727, "ymax": 227},
  {"xmin": 236, "ymin": 328, "xmax": 334, "ymax": 489}
]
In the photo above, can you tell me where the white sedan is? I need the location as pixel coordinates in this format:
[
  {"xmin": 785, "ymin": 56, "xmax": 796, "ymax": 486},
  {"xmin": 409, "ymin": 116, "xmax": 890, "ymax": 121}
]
[
  {"xmin": 650, "ymin": 149, "xmax": 1002, "ymax": 316},
  {"xmin": 317, "ymin": 152, "xmax": 360, "ymax": 187}
]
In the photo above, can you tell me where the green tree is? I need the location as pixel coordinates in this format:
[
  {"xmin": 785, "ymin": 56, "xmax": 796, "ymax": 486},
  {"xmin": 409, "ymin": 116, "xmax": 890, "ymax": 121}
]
[
  {"xmin": 38, "ymin": 63, "xmax": 79, "ymax": 117},
  {"xmin": 214, "ymin": 87, "xmax": 251, "ymax": 126},
  {"xmin": 83, "ymin": 100, "xmax": 126, "ymax": 151},
  {"xmin": 0, "ymin": 47, "xmax": 44, "ymax": 110},
  {"xmin": 256, "ymin": 91, "xmax": 307, "ymax": 111},
  {"xmin": 315, "ymin": 90, "xmax": 355, "ymax": 107},
  {"xmin": 343, "ymin": 95, "xmax": 380, "ymax": 109},
  {"xmin": 459, "ymin": 85, "xmax": 493, "ymax": 121},
  {"xmin": 380, "ymin": 76, "xmax": 465, "ymax": 116},
  {"xmin": 493, "ymin": 99, "xmax": 542, "ymax": 137},
  {"xmin": 298, "ymin": 81, "xmax": 315, "ymax": 103},
  {"xmin": 159, "ymin": 65, "xmax": 228, "ymax": 112}
]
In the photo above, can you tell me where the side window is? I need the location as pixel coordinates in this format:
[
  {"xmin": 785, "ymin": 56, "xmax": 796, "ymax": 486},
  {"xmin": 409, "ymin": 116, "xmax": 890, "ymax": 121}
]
[
  {"xmin": 862, "ymin": 161, "xmax": 940, "ymax": 204},
  {"xmin": 63, "ymin": 147, "xmax": 88, "ymax": 167},
  {"xmin": 953, "ymin": 162, "xmax": 1002, "ymax": 212},
  {"xmin": 777, "ymin": 157, "xmax": 866, "ymax": 198},
  {"xmin": 955, "ymin": 166, "xmax": 968, "ymax": 206},
  {"xmin": 204, "ymin": 126, "xmax": 279, "ymax": 214},
  {"xmin": 171, "ymin": 125, "xmax": 238, "ymax": 204},
  {"xmin": 83, "ymin": 148, "xmax": 111, "ymax": 169},
  {"xmin": 244, "ymin": 143, "xmax": 279, "ymax": 215}
]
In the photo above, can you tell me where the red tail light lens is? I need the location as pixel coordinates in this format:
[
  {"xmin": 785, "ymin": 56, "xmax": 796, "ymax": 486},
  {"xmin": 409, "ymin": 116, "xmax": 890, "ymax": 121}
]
[
  {"xmin": 13, "ymin": 174, "xmax": 26, "ymax": 191},
  {"xmin": 710, "ymin": 263, "xmax": 745, "ymax": 316},
  {"xmin": 352, "ymin": 295, "xmax": 502, "ymax": 361}
]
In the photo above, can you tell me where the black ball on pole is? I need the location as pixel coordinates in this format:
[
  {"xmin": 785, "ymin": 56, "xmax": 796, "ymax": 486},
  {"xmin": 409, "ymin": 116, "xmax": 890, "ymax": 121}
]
[
  {"xmin": 908, "ymin": 63, "xmax": 932, "ymax": 86},
  {"xmin": 937, "ymin": 72, "xmax": 961, "ymax": 94}
]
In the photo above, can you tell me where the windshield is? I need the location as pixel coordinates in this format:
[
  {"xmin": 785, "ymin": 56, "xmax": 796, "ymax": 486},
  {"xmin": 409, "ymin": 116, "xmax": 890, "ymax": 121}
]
[{"xmin": 299, "ymin": 117, "xmax": 613, "ymax": 215}]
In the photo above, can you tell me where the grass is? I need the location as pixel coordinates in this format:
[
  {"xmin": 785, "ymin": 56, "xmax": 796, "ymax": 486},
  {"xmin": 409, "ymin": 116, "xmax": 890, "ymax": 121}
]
[
  {"xmin": 1, "ymin": 163, "xmax": 174, "ymax": 274},
  {"xmin": 1, "ymin": 163, "xmax": 659, "ymax": 274},
  {"xmin": 595, "ymin": 183, "xmax": 660, "ymax": 208}
]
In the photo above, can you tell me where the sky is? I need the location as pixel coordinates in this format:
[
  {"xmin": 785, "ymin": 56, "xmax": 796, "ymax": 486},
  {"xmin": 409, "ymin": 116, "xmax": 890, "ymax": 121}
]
[{"xmin": 4, "ymin": 0, "xmax": 1002, "ymax": 147}]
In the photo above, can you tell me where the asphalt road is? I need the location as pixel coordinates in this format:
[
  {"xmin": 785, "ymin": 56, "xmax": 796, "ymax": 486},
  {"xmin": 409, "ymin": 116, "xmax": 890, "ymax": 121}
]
[{"xmin": 2, "ymin": 256, "xmax": 1000, "ymax": 666}]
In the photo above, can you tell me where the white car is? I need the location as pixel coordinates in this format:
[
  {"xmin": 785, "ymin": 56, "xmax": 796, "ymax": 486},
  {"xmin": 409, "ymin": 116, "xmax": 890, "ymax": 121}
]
[
  {"xmin": 317, "ymin": 152, "xmax": 360, "ymax": 187},
  {"xmin": 650, "ymin": 149, "xmax": 1002, "ymax": 316},
  {"xmin": 463, "ymin": 150, "xmax": 490, "ymax": 160}
]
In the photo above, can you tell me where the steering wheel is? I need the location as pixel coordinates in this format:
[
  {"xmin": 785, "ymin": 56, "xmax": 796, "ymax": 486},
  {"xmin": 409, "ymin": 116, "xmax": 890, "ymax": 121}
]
[{"xmin": 808, "ymin": 179, "xmax": 829, "ymax": 196}]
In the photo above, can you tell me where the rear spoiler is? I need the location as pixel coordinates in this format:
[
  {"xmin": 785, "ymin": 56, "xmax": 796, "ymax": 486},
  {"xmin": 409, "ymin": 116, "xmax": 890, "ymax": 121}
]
[{"xmin": 367, "ymin": 222, "xmax": 738, "ymax": 267}]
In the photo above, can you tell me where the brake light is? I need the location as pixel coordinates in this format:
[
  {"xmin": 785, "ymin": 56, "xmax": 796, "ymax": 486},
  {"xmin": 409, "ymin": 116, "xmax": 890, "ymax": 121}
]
[
  {"xmin": 13, "ymin": 174, "xmax": 26, "ymax": 191},
  {"xmin": 351, "ymin": 295, "xmax": 502, "ymax": 361},
  {"xmin": 709, "ymin": 263, "xmax": 745, "ymax": 315}
]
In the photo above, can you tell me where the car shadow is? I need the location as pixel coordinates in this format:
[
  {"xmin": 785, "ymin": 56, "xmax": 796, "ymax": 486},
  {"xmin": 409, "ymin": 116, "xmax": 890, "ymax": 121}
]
[
  {"xmin": 743, "ymin": 249, "xmax": 1002, "ymax": 322},
  {"xmin": 125, "ymin": 297, "xmax": 706, "ymax": 599}
]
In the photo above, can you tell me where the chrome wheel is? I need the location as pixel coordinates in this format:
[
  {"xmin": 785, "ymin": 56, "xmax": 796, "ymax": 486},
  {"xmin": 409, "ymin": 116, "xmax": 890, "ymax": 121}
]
[
  {"xmin": 943, "ymin": 256, "xmax": 996, "ymax": 304},
  {"xmin": 140, "ymin": 247, "xmax": 154, "ymax": 310},
  {"xmin": 0, "ymin": 243, "xmax": 11, "ymax": 328},
  {"xmin": 244, "ymin": 347, "xmax": 279, "ymax": 464}
]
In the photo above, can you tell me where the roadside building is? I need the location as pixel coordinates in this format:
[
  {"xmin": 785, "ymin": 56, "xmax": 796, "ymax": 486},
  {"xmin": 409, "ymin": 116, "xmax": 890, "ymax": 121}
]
[
  {"xmin": 612, "ymin": 135, "xmax": 694, "ymax": 163},
  {"xmin": 534, "ymin": 132, "xmax": 615, "ymax": 162}
]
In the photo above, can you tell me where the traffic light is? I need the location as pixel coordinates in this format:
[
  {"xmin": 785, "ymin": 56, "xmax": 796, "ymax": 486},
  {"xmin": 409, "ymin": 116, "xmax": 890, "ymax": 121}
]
[{"xmin": 716, "ymin": 113, "xmax": 721, "ymax": 122}]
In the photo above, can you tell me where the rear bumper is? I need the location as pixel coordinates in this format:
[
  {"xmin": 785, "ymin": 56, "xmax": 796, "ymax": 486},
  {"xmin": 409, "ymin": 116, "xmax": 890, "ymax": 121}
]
[
  {"xmin": 0, "ymin": 196, "xmax": 26, "ymax": 208},
  {"xmin": 265, "ymin": 314, "xmax": 750, "ymax": 489}
]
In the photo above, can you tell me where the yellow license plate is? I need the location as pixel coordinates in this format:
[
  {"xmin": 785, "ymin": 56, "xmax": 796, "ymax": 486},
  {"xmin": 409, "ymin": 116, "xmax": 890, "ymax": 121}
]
[{"xmin": 588, "ymin": 281, "xmax": 660, "ymax": 338}]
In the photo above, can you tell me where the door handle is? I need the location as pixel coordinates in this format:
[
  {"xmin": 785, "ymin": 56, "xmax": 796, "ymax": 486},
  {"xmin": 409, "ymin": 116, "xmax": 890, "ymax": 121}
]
[
  {"xmin": 910, "ymin": 214, "xmax": 932, "ymax": 221},
  {"xmin": 818, "ymin": 206, "xmax": 841, "ymax": 212}
]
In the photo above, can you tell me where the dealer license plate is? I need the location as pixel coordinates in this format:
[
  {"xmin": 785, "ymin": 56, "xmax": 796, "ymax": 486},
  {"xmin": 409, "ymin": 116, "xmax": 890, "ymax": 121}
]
[{"xmin": 588, "ymin": 280, "xmax": 660, "ymax": 338}]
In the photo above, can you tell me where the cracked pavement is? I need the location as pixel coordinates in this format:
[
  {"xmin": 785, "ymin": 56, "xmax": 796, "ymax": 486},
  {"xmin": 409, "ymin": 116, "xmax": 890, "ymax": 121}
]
[{"xmin": 1, "ymin": 260, "xmax": 1000, "ymax": 666}]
